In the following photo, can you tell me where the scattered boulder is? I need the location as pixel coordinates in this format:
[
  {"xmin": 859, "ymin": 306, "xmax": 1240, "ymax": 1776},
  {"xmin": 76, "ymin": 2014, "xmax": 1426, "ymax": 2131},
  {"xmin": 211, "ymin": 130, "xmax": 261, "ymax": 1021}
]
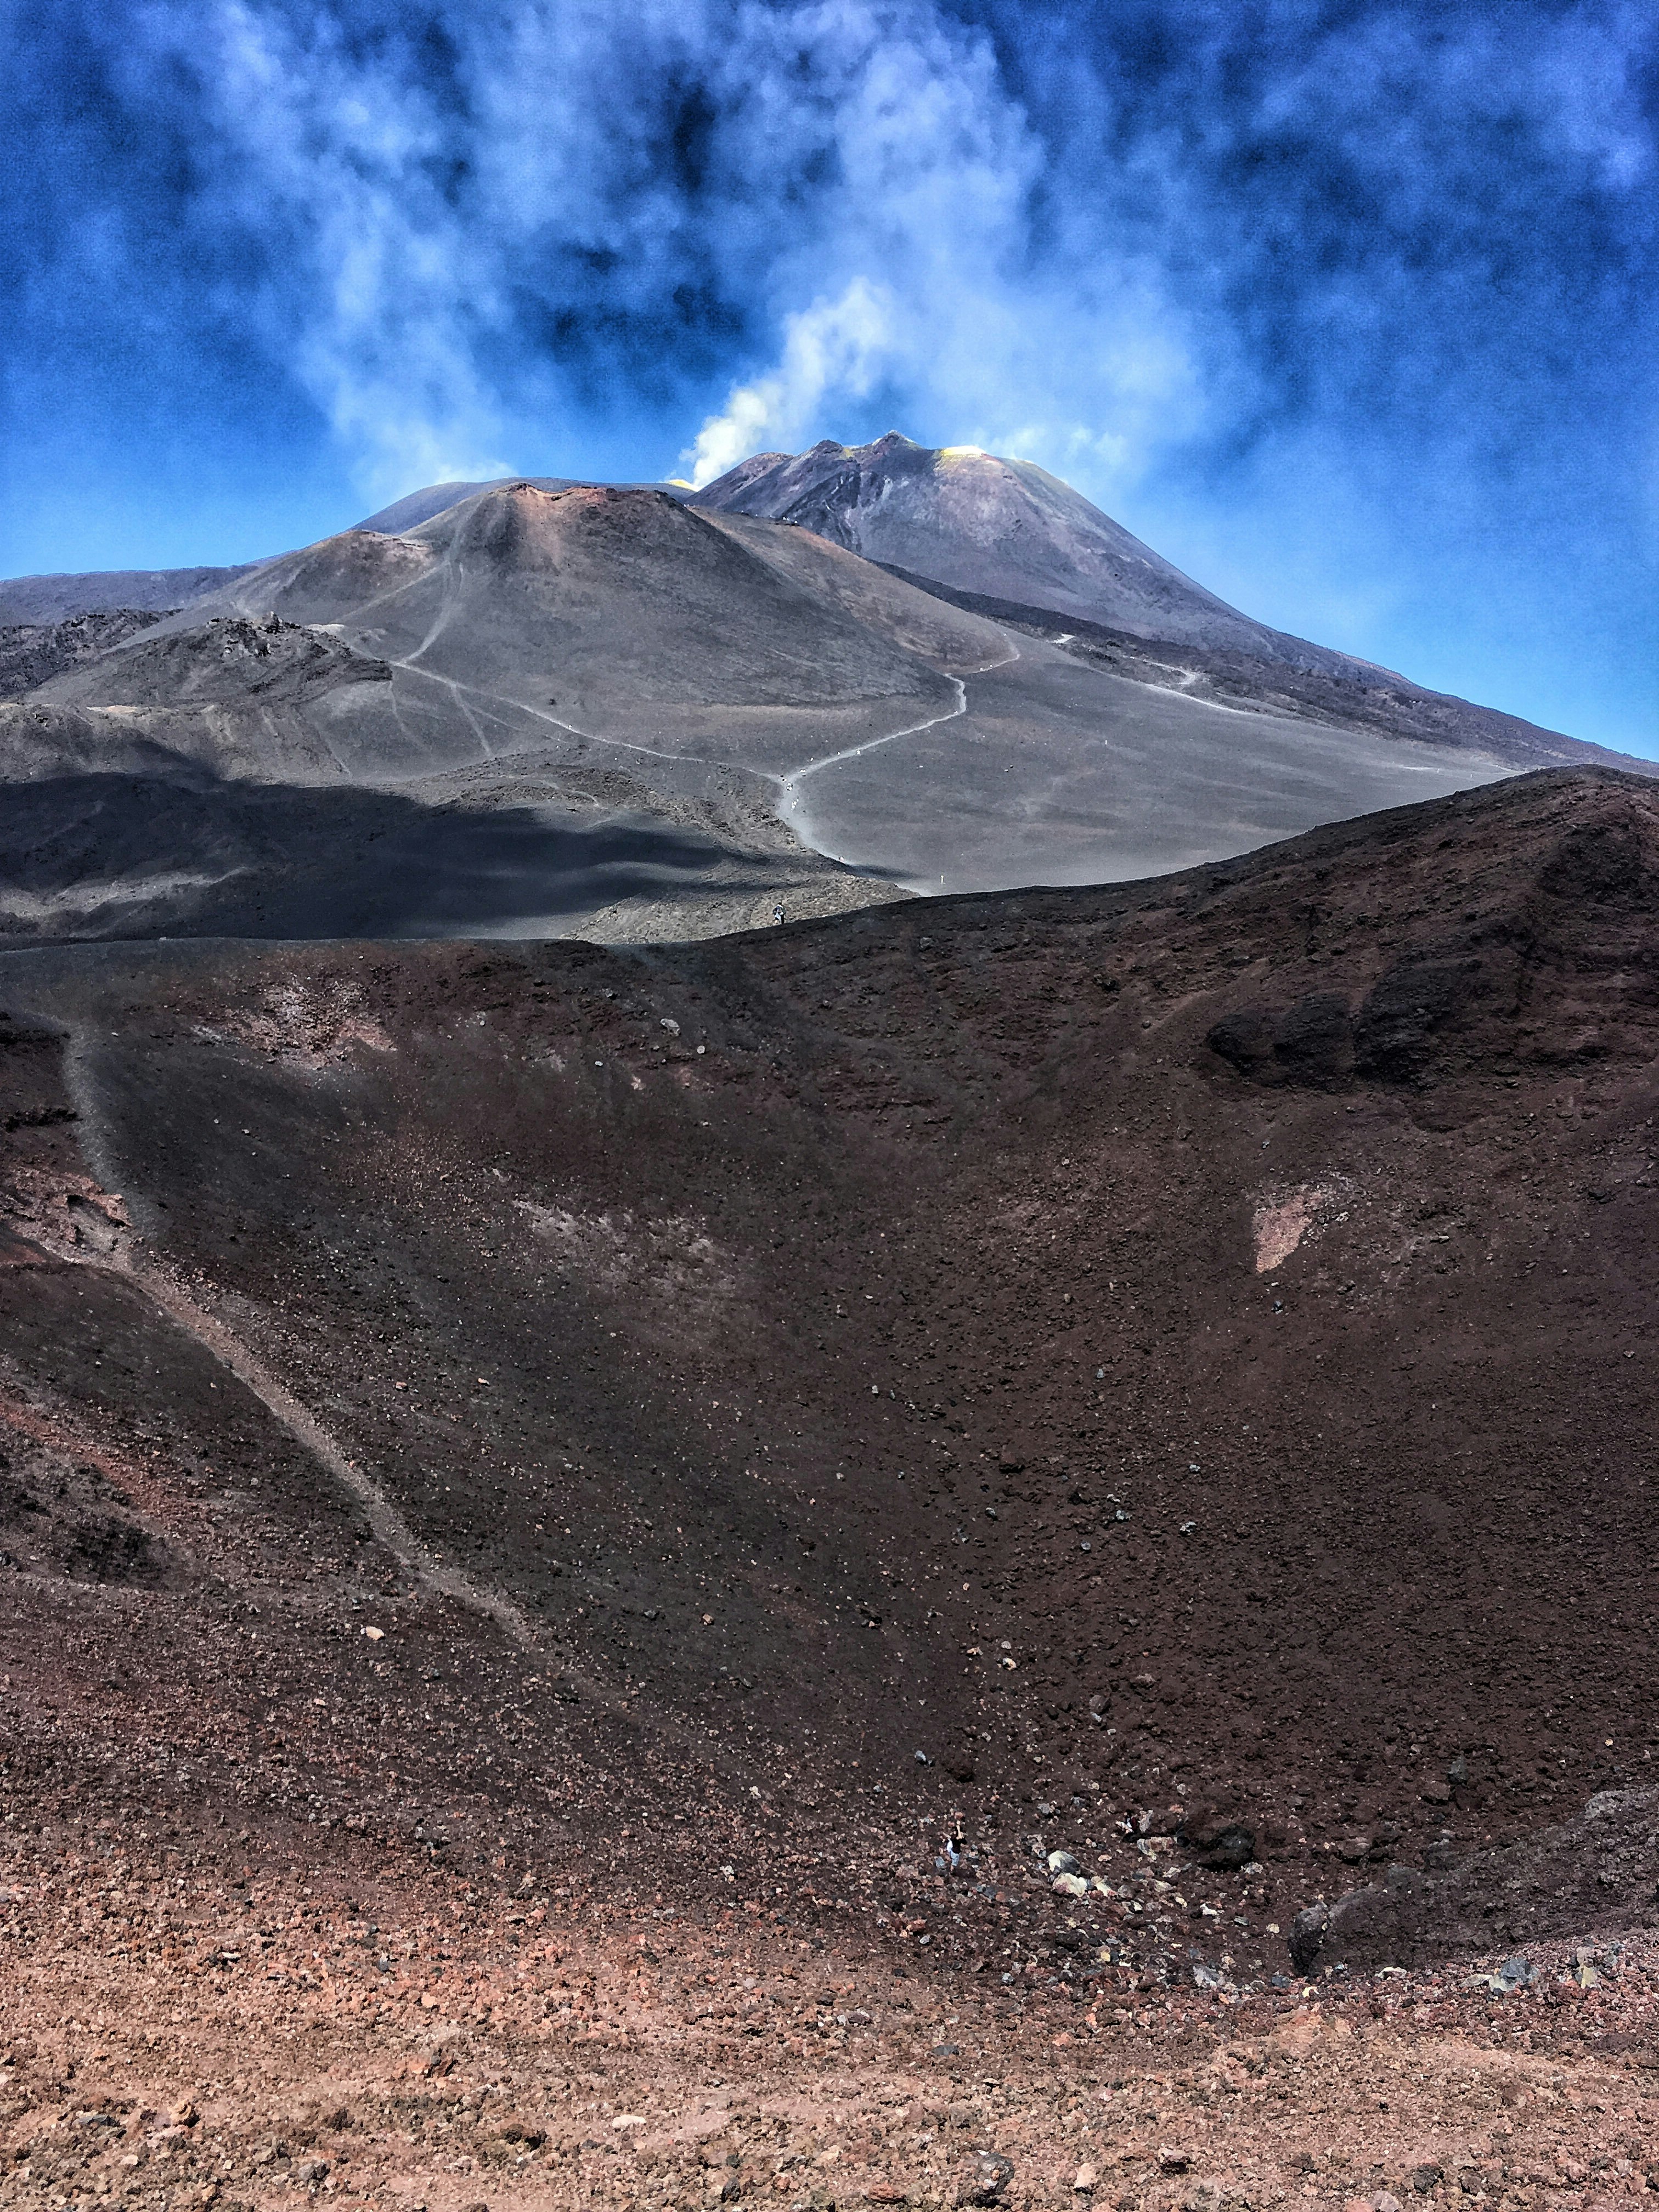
[
  {"xmin": 1201, "ymin": 1827, "xmax": 1255, "ymax": 1871},
  {"xmin": 954, "ymin": 2149, "xmax": 1015, "ymax": 2207},
  {"xmin": 1289, "ymin": 1901, "xmax": 1328, "ymax": 1974},
  {"xmin": 1181, "ymin": 1807, "xmax": 1256, "ymax": 1870}
]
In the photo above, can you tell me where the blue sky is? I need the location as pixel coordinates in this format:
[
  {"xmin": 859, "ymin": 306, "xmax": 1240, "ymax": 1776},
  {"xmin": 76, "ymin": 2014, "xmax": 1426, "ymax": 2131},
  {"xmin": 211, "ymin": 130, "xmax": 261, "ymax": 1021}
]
[{"xmin": 4, "ymin": 0, "xmax": 1656, "ymax": 752}]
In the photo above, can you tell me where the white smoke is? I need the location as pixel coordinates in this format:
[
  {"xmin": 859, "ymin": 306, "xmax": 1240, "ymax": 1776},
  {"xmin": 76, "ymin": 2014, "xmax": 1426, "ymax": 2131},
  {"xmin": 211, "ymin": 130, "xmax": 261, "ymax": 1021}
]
[
  {"xmin": 684, "ymin": 279, "xmax": 894, "ymax": 486},
  {"xmin": 680, "ymin": 2, "xmax": 1201, "ymax": 492}
]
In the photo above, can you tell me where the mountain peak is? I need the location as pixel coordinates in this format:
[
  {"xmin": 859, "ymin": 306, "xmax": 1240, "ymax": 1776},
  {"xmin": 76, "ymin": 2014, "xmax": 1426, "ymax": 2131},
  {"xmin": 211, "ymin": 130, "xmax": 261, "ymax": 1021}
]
[{"xmin": 690, "ymin": 432, "xmax": 1277, "ymax": 652}]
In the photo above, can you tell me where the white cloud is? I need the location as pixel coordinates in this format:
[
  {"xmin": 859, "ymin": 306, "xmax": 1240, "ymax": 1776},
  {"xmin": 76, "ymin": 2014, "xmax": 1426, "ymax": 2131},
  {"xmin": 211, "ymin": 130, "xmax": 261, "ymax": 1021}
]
[
  {"xmin": 149, "ymin": 0, "xmax": 518, "ymax": 501},
  {"xmin": 137, "ymin": 0, "xmax": 1206, "ymax": 507}
]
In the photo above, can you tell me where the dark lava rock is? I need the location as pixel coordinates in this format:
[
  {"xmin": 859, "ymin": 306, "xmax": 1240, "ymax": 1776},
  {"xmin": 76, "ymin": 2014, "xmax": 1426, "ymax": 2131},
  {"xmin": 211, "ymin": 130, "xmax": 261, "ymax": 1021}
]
[
  {"xmin": 1289, "ymin": 1902, "xmax": 1328, "ymax": 1974},
  {"xmin": 1271, "ymin": 991, "xmax": 1354, "ymax": 1087},
  {"xmin": 1353, "ymin": 957, "xmax": 1483, "ymax": 1083},
  {"xmin": 1182, "ymin": 1808, "xmax": 1256, "ymax": 1870},
  {"xmin": 1206, "ymin": 990, "xmax": 1353, "ymax": 1088},
  {"xmin": 1205, "ymin": 1007, "xmax": 1276, "ymax": 1078}
]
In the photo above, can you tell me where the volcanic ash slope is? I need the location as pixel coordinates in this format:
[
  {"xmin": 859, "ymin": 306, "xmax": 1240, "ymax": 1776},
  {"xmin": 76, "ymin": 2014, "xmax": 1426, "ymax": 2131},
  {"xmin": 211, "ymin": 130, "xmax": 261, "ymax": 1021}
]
[
  {"xmin": 3, "ymin": 465, "xmax": 1649, "ymax": 941},
  {"xmin": 1, "ymin": 486, "xmax": 1015, "ymax": 940},
  {"xmin": 695, "ymin": 427, "xmax": 1276, "ymax": 652},
  {"xmin": 109, "ymin": 479, "xmax": 1007, "ymax": 775}
]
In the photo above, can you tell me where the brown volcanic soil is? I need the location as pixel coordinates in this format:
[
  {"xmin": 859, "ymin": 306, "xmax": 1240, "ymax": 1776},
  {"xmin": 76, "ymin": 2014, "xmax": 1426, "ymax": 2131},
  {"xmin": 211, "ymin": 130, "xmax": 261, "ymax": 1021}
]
[
  {"xmin": 3, "ymin": 1824, "xmax": 1658, "ymax": 2212},
  {"xmin": 6, "ymin": 765, "xmax": 1659, "ymax": 2203}
]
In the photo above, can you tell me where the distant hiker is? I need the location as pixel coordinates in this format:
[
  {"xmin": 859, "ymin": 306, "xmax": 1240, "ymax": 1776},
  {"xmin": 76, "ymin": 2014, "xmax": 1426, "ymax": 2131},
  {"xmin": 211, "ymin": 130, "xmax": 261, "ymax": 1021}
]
[{"xmin": 772, "ymin": 901, "xmax": 786, "ymax": 926}]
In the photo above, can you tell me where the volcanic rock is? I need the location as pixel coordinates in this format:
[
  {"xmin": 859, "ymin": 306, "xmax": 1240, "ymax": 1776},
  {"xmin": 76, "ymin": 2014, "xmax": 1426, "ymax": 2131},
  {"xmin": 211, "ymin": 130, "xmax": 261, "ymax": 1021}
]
[
  {"xmin": 955, "ymin": 2149, "xmax": 1015, "ymax": 2206},
  {"xmin": 692, "ymin": 431, "xmax": 1303, "ymax": 653}
]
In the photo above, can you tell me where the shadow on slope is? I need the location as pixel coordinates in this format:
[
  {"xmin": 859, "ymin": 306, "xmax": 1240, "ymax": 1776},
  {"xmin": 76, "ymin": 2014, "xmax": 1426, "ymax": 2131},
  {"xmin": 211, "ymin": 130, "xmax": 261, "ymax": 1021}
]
[{"xmin": 0, "ymin": 772, "xmax": 738, "ymax": 941}]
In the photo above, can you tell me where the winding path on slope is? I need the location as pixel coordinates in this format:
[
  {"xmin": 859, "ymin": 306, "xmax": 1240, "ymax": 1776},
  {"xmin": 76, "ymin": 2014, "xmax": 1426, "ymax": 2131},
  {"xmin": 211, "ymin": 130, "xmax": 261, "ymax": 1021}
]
[{"xmin": 383, "ymin": 631, "xmax": 1023, "ymax": 869}]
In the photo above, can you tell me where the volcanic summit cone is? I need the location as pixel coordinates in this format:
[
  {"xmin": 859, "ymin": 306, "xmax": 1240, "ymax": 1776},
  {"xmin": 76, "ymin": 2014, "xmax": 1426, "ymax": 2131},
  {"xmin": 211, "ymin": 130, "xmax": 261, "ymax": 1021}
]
[{"xmin": 694, "ymin": 428, "xmax": 1277, "ymax": 651}]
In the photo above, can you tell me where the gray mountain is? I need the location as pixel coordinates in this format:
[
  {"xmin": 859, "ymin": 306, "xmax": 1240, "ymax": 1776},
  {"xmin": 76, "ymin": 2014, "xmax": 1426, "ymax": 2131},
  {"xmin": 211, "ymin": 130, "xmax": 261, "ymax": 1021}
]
[
  {"xmin": 690, "ymin": 430, "xmax": 1309, "ymax": 656},
  {"xmin": 0, "ymin": 482, "xmax": 1005, "ymax": 941},
  {"xmin": 0, "ymin": 563, "xmax": 267, "ymax": 625},
  {"xmin": 354, "ymin": 474, "xmax": 684, "ymax": 534},
  {"xmin": 1, "ymin": 450, "xmax": 1650, "ymax": 947},
  {"xmin": 0, "ymin": 608, "xmax": 165, "ymax": 697},
  {"xmin": 690, "ymin": 431, "xmax": 1648, "ymax": 776},
  {"xmin": 33, "ymin": 481, "xmax": 1001, "ymax": 778}
]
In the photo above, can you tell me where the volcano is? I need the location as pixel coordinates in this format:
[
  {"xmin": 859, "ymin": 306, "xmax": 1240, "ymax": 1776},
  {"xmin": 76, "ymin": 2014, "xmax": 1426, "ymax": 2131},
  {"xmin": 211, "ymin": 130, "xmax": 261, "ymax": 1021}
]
[
  {"xmin": 693, "ymin": 430, "xmax": 1286, "ymax": 653},
  {"xmin": 0, "ymin": 452, "xmax": 1649, "ymax": 945},
  {"xmin": 1, "ymin": 483, "xmax": 1007, "ymax": 941}
]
